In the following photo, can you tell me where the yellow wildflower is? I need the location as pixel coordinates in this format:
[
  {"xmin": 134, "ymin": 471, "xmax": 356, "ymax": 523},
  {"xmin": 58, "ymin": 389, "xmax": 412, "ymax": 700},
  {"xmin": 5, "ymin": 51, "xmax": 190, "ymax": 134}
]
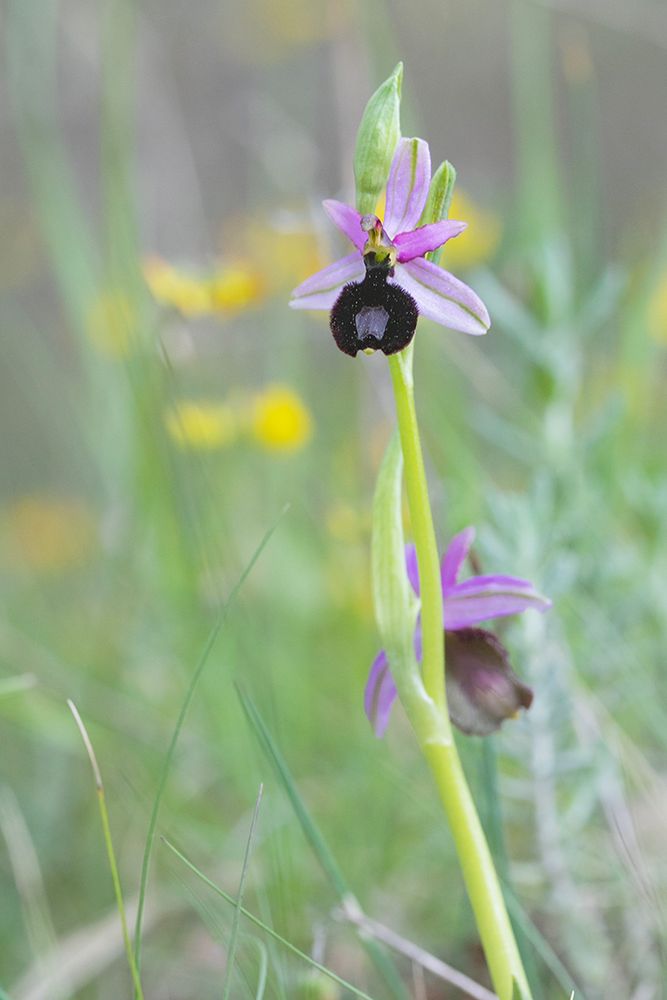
[
  {"xmin": 87, "ymin": 290, "xmax": 136, "ymax": 358},
  {"xmin": 143, "ymin": 256, "xmax": 264, "ymax": 316},
  {"xmin": 143, "ymin": 257, "xmax": 213, "ymax": 316},
  {"xmin": 4, "ymin": 496, "xmax": 96, "ymax": 573},
  {"xmin": 232, "ymin": 215, "xmax": 325, "ymax": 293},
  {"xmin": 166, "ymin": 401, "xmax": 237, "ymax": 450},
  {"xmin": 209, "ymin": 263, "xmax": 265, "ymax": 312},
  {"xmin": 443, "ymin": 190, "xmax": 501, "ymax": 270},
  {"xmin": 250, "ymin": 385, "xmax": 313, "ymax": 453}
]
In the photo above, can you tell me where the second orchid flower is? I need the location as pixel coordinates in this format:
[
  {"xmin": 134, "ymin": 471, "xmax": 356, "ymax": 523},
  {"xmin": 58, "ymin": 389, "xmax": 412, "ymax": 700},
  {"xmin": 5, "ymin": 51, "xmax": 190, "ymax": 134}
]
[{"xmin": 365, "ymin": 527, "xmax": 551, "ymax": 737}]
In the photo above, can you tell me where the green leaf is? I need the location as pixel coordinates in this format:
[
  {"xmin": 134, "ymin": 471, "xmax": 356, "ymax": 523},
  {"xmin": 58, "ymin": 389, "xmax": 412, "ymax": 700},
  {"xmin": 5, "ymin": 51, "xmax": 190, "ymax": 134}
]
[
  {"xmin": 370, "ymin": 392, "xmax": 442, "ymax": 742},
  {"xmin": 371, "ymin": 430, "xmax": 414, "ymax": 653},
  {"xmin": 354, "ymin": 63, "xmax": 403, "ymax": 215},
  {"xmin": 371, "ymin": 424, "xmax": 421, "ymax": 677}
]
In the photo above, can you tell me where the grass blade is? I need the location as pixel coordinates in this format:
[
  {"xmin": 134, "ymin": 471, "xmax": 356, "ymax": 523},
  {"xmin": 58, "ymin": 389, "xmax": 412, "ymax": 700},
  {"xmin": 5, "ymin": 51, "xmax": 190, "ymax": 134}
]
[
  {"xmin": 134, "ymin": 509, "xmax": 288, "ymax": 971},
  {"xmin": 0, "ymin": 787, "xmax": 59, "ymax": 965},
  {"xmin": 163, "ymin": 838, "xmax": 377, "ymax": 1000},
  {"xmin": 251, "ymin": 940, "xmax": 268, "ymax": 1000},
  {"xmin": 67, "ymin": 700, "xmax": 144, "ymax": 1000},
  {"xmin": 222, "ymin": 785, "xmax": 264, "ymax": 1000},
  {"xmin": 236, "ymin": 687, "xmax": 410, "ymax": 1000}
]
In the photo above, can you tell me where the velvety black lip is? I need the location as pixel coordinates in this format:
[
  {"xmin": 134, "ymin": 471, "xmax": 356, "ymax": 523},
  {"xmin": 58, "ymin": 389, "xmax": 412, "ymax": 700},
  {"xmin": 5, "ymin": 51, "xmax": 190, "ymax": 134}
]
[{"xmin": 329, "ymin": 257, "xmax": 418, "ymax": 357}]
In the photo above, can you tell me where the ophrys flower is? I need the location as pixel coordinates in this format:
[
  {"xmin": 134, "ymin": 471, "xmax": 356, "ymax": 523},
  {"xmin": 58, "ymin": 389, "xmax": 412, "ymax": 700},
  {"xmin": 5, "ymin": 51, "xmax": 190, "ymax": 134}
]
[
  {"xmin": 289, "ymin": 138, "xmax": 490, "ymax": 356},
  {"xmin": 365, "ymin": 527, "xmax": 551, "ymax": 736}
]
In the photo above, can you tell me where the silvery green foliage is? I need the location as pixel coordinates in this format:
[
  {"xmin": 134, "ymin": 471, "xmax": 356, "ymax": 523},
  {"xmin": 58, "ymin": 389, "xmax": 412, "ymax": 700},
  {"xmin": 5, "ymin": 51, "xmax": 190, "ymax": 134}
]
[{"xmin": 466, "ymin": 229, "xmax": 665, "ymax": 996}]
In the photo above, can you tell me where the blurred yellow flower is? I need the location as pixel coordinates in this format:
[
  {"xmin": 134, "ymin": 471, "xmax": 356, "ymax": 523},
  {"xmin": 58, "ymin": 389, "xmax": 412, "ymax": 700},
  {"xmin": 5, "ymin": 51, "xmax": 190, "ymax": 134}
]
[
  {"xmin": 143, "ymin": 256, "xmax": 264, "ymax": 316},
  {"xmin": 144, "ymin": 257, "xmax": 212, "ymax": 316},
  {"xmin": 4, "ymin": 496, "xmax": 96, "ymax": 573},
  {"xmin": 166, "ymin": 401, "xmax": 237, "ymax": 450},
  {"xmin": 250, "ymin": 385, "xmax": 313, "ymax": 453},
  {"xmin": 647, "ymin": 273, "xmax": 667, "ymax": 343},
  {"xmin": 87, "ymin": 290, "xmax": 136, "ymax": 358},
  {"xmin": 209, "ymin": 264, "xmax": 264, "ymax": 311},
  {"xmin": 443, "ymin": 190, "xmax": 501, "ymax": 270},
  {"xmin": 232, "ymin": 216, "xmax": 325, "ymax": 293}
]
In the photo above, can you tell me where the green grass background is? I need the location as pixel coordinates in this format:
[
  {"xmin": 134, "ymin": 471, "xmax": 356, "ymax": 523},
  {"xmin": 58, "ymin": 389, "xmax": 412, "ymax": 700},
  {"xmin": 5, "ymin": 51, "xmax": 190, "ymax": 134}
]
[{"xmin": 1, "ymin": 1, "xmax": 666, "ymax": 997}]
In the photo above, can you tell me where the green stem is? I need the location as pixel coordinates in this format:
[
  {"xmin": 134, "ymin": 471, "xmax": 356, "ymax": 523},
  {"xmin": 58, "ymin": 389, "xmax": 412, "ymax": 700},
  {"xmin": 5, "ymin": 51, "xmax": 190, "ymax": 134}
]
[
  {"xmin": 387, "ymin": 349, "xmax": 531, "ymax": 1000},
  {"xmin": 388, "ymin": 347, "xmax": 446, "ymax": 716}
]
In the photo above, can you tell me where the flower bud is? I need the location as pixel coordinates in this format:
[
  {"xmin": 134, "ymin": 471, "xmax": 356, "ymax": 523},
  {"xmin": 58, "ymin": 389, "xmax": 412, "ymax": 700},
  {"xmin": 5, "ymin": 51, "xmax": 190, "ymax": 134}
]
[
  {"xmin": 353, "ymin": 63, "xmax": 403, "ymax": 215},
  {"xmin": 445, "ymin": 628, "xmax": 533, "ymax": 736}
]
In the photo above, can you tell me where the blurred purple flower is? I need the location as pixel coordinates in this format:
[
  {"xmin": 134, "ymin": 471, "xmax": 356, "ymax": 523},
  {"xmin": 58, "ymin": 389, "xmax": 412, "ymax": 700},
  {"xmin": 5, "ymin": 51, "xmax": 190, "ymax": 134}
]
[
  {"xmin": 365, "ymin": 527, "xmax": 551, "ymax": 737},
  {"xmin": 289, "ymin": 138, "xmax": 490, "ymax": 353}
]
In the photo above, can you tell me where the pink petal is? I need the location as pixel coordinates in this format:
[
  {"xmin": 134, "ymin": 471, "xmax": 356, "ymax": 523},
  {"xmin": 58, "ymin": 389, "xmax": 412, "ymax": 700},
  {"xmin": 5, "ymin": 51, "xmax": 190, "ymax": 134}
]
[
  {"xmin": 405, "ymin": 543, "xmax": 420, "ymax": 595},
  {"xmin": 393, "ymin": 258, "xmax": 490, "ymax": 335},
  {"xmin": 289, "ymin": 253, "xmax": 365, "ymax": 311},
  {"xmin": 383, "ymin": 138, "xmax": 431, "ymax": 238},
  {"xmin": 444, "ymin": 577, "xmax": 552, "ymax": 630},
  {"xmin": 394, "ymin": 221, "xmax": 467, "ymax": 263},
  {"xmin": 364, "ymin": 650, "xmax": 398, "ymax": 737},
  {"xmin": 322, "ymin": 200, "xmax": 366, "ymax": 252},
  {"xmin": 440, "ymin": 527, "xmax": 476, "ymax": 589}
]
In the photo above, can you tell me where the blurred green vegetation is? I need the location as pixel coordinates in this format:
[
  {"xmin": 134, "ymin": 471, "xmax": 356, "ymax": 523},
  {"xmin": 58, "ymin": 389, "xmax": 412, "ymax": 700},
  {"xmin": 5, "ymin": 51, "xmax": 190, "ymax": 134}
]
[{"xmin": 1, "ymin": 1, "xmax": 666, "ymax": 998}]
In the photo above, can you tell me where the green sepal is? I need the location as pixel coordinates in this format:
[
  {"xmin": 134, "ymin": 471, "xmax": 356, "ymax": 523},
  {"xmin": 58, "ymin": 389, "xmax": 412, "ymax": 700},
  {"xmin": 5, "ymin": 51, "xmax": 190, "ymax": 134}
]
[
  {"xmin": 419, "ymin": 160, "xmax": 457, "ymax": 264},
  {"xmin": 354, "ymin": 63, "xmax": 403, "ymax": 215}
]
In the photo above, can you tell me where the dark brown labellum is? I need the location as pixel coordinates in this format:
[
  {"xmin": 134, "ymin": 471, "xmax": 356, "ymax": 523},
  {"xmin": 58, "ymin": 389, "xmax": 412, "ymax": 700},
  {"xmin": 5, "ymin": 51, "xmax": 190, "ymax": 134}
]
[
  {"xmin": 445, "ymin": 627, "xmax": 534, "ymax": 736},
  {"xmin": 329, "ymin": 254, "xmax": 418, "ymax": 357}
]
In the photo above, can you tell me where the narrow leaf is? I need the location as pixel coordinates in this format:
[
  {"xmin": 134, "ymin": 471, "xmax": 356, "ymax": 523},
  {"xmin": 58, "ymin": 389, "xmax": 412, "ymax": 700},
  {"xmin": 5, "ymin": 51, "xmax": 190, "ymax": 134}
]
[{"xmin": 163, "ymin": 838, "xmax": 378, "ymax": 1000}]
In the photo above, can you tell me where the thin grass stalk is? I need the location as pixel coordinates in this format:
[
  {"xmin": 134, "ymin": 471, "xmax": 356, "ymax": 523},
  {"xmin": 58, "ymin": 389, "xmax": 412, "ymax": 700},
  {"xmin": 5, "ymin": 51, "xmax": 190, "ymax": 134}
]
[
  {"xmin": 221, "ymin": 785, "xmax": 264, "ymax": 1000},
  {"xmin": 67, "ymin": 700, "xmax": 144, "ymax": 1000},
  {"xmin": 237, "ymin": 687, "xmax": 410, "ymax": 1000},
  {"xmin": 163, "ymin": 838, "xmax": 378, "ymax": 1000},
  {"xmin": 133, "ymin": 510, "xmax": 287, "ymax": 974}
]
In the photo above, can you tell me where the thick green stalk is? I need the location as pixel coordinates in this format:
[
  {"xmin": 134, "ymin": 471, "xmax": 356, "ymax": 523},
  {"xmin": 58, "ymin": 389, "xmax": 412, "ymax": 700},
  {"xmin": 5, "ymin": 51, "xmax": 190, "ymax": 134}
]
[{"xmin": 387, "ymin": 349, "xmax": 531, "ymax": 1000}]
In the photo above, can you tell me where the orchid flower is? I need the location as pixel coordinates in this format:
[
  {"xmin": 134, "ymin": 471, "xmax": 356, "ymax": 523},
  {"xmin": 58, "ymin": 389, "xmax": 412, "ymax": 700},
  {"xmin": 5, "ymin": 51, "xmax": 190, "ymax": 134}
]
[
  {"xmin": 289, "ymin": 138, "xmax": 490, "ymax": 356},
  {"xmin": 365, "ymin": 527, "xmax": 551, "ymax": 737}
]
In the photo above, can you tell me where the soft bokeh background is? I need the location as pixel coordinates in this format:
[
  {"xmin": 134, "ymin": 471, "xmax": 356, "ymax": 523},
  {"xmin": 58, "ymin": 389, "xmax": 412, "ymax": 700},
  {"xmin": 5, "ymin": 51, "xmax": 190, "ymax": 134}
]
[{"xmin": 2, "ymin": 1, "xmax": 667, "ymax": 998}]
